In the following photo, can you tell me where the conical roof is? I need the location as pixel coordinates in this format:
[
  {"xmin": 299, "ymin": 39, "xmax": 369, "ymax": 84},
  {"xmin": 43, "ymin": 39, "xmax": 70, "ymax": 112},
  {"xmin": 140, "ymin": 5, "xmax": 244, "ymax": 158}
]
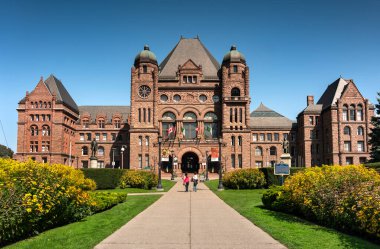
[{"xmin": 159, "ymin": 37, "xmax": 220, "ymax": 80}]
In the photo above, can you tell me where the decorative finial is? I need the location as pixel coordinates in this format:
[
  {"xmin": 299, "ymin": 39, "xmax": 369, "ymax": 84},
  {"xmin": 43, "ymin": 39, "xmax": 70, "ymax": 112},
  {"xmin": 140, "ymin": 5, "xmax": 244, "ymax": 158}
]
[
  {"xmin": 196, "ymin": 35, "xmax": 199, "ymax": 39},
  {"xmin": 144, "ymin": 45, "xmax": 150, "ymax": 51},
  {"xmin": 40, "ymin": 76, "xmax": 43, "ymax": 81},
  {"xmin": 230, "ymin": 45, "xmax": 237, "ymax": 51},
  {"xmin": 180, "ymin": 35, "xmax": 183, "ymax": 39}
]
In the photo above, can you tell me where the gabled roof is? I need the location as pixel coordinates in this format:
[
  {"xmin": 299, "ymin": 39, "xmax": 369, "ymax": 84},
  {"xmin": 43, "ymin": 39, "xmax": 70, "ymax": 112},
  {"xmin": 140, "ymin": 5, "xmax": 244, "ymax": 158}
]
[
  {"xmin": 44, "ymin": 75, "xmax": 79, "ymax": 112},
  {"xmin": 317, "ymin": 77, "xmax": 349, "ymax": 110},
  {"xmin": 249, "ymin": 103, "xmax": 295, "ymax": 129},
  {"xmin": 78, "ymin": 106, "xmax": 130, "ymax": 123},
  {"xmin": 159, "ymin": 37, "xmax": 220, "ymax": 80}
]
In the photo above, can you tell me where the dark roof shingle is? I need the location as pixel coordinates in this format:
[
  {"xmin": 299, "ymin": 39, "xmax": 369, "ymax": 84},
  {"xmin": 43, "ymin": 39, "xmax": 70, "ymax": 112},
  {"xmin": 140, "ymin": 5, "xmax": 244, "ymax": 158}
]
[{"xmin": 78, "ymin": 106, "xmax": 130, "ymax": 123}]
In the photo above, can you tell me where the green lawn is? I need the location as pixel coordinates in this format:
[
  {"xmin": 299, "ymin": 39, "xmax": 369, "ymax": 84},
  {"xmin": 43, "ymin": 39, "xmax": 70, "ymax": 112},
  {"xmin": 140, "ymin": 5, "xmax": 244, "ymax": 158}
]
[
  {"xmin": 94, "ymin": 179, "xmax": 176, "ymax": 193},
  {"xmin": 5, "ymin": 195, "xmax": 160, "ymax": 249},
  {"xmin": 205, "ymin": 180, "xmax": 380, "ymax": 249}
]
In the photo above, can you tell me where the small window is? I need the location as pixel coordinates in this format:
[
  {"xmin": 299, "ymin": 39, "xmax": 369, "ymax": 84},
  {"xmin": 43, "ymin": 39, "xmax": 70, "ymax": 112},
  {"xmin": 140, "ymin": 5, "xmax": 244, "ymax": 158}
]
[
  {"xmin": 252, "ymin": 134, "xmax": 257, "ymax": 142},
  {"xmin": 270, "ymin": 146, "xmax": 276, "ymax": 156},
  {"xmin": 82, "ymin": 146, "xmax": 88, "ymax": 156},
  {"xmin": 160, "ymin": 94, "xmax": 168, "ymax": 102},
  {"xmin": 309, "ymin": 116, "xmax": 314, "ymax": 125},
  {"xmin": 238, "ymin": 136, "xmax": 242, "ymax": 146},
  {"xmin": 231, "ymin": 136, "xmax": 235, "ymax": 146},
  {"xmin": 231, "ymin": 87, "xmax": 240, "ymax": 97},
  {"xmin": 143, "ymin": 65, "xmax": 147, "ymax": 73},
  {"xmin": 233, "ymin": 65, "xmax": 238, "ymax": 73}
]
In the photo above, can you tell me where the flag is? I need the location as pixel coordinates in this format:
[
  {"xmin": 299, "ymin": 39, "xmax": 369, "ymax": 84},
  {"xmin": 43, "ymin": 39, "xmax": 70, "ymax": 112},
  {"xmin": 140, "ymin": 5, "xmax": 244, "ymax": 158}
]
[
  {"xmin": 182, "ymin": 127, "xmax": 186, "ymax": 136},
  {"xmin": 205, "ymin": 125, "xmax": 212, "ymax": 135},
  {"xmin": 167, "ymin": 126, "xmax": 174, "ymax": 135},
  {"xmin": 196, "ymin": 127, "xmax": 199, "ymax": 134}
]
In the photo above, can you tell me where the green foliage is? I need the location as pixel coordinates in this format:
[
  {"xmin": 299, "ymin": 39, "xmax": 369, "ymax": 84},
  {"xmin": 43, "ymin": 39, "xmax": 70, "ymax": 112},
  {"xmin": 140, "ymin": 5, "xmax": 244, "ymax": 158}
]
[
  {"xmin": 222, "ymin": 168, "xmax": 266, "ymax": 189},
  {"xmin": 119, "ymin": 170, "xmax": 158, "ymax": 189},
  {"xmin": 262, "ymin": 165, "xmax": 380, "ymax": 241},
  {"xmin": 369, "ymin": 92, "xmax": 380, "ymax": 162},
  {"xmin": 0, "ymin": 144, "xmax": 13, "ymax": 158},
  {"xmin": 259, "ymin": 167, "xmax": 305, "ymax": 187},
  {"xmin": 89, "ymin": 192, "xmax": 127, "ymax": 213},
  {"xmin": 365, "ymin": 162, "xmax": 380, "ymax": 174},
  {"xmin": 0, "ymin": 158, "xmax": 96, "ymax": 246},
  {"xmin": 81, "ymin": 169, "xmax": 124, "ymax": 189}
]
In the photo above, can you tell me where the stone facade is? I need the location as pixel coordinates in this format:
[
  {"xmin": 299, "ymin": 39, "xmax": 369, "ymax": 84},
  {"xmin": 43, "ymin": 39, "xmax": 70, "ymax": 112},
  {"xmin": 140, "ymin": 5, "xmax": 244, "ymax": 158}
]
[{"xmin": 15, "ymin": 38, "xmax": 375, "ymax": 171}]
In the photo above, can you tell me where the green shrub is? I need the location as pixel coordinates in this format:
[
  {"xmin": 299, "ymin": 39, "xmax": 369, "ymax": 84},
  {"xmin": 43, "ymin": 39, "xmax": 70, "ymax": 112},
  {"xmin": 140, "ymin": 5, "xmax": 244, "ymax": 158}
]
[
  {"xmin": 81, "ymin": 169, "xmax": 124, "ymax": 189},
  {"xmin": 259, "ymin": 167, "xmax": 305, "ymax": 187},
  {"xmin": 89, "ymin": 192, "xmax": 127, "ymax": 213},
  {"xmin": 365, "ymin": 162, "xmax": 380, "ymax": 173},
  {"xmin": 119, "ymin": 170, "xmax": 158, "ymax": 189},
  {"xmin": 222, "ymin": 168, "xmax": 266, "ymax": 189},
  {"xmin": 262, "ymin": 165, "xmax": 380, "ymax": 241},
  {"xmin": 0, "ymin": 158, "xmax": 96, "ymax": 245}
]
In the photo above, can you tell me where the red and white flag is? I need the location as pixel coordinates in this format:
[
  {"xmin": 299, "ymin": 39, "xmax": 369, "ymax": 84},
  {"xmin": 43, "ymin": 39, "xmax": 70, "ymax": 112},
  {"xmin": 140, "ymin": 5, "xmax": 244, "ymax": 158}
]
[{"xmin": 167, "ymin": 126, "xmax": 174, "ymax": 135}]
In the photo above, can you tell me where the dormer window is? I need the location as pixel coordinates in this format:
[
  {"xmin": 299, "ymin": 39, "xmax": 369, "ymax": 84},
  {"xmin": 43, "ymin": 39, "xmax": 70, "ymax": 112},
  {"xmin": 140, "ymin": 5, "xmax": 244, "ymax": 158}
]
[{"xmin": 183, "ymin": 75, "xmax": 197, "ymax": 83}]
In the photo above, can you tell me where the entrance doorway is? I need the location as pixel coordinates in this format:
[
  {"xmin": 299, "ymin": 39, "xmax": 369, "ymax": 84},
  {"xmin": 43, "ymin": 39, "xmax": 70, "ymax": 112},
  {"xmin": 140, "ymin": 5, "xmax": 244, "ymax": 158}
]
[{"xmin": 181, "ymin": 152, "xmax": 199, "ymax": 173}]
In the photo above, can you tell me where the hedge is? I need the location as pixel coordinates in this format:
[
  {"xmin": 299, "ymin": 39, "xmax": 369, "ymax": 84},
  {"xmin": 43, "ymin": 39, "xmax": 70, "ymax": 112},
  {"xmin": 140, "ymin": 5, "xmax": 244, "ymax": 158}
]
[
  {"xmin": 262, "ymin": 165, "xmax": 380, "ymax": 241},
  {"xmin": 119, "ymin": 170, "xmax": 158, "ymax": 189},
  {"xmin": 365, "ymin": 162, "xmax": 380, "ymax": 173},
  {"xmin": 223, "ymin": 168, "xmax": 266, "ymax": 189},
  {"xmin": 258, "ymin": 167, "xmax": 305, "ymax": 187},
  {"xmin": 89, "ymin": 192, "xmax": 127, "ymax": 213},
  {"xmin": 81, "ymin": 169, "xmax": 124, "ymax": 189}
]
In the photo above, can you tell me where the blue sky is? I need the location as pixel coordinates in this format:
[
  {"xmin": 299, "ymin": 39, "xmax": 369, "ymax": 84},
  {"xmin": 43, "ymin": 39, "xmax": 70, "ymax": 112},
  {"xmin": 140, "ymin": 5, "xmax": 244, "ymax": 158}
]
[{"xmin": 0, "ymin": 0, "xmax": 379, "ymax": 151}]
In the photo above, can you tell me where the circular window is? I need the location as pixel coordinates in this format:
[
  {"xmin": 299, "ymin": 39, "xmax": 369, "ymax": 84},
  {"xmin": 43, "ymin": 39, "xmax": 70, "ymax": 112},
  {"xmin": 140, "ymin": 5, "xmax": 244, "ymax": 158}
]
[
  {"xmin": 212, "ymin": 95, "xmax": 220, "ymax": 103},
  {"xmin": 199, "ymin": 94, "xmax": 207, "ymax": 103},
  {"xmin": 160, "ymin": 94, "xmax": 168, "ymax": 102},
  {"xmin": 173, "ymin": 94, "xmax": 181, "ymax": 102},
  {"xmin": 138, "ymin": 85, "xmax": 151, "ymax": 98}
]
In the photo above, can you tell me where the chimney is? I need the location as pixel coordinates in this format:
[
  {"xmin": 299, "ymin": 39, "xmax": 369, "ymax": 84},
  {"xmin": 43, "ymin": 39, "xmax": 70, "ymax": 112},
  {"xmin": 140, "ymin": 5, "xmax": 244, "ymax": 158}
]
[{"xmin": 307, "ymin": 96, "xmax": 314, "ymax": 106}]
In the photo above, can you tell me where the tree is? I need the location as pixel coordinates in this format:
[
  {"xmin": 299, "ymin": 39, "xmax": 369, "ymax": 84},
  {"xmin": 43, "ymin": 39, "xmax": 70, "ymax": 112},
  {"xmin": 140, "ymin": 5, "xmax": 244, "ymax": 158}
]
[
  {"xmin": 369, "ymin": 92, "xmax": 380, "ymax": 162},
  {"xmin": 0, "ymin": 144, "xmax": 14, "ymax": 158}
]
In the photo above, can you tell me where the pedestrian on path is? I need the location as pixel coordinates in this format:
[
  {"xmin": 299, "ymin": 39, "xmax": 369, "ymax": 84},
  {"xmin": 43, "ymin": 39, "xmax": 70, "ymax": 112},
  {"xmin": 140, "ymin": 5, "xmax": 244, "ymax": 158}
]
[
  {"xmin": 183, "ymin": 173, "xmax": 190, "ymax": 192},
  {"xmin": 192, "ymin": 173, "xmax": 199, "ymax": 192}
]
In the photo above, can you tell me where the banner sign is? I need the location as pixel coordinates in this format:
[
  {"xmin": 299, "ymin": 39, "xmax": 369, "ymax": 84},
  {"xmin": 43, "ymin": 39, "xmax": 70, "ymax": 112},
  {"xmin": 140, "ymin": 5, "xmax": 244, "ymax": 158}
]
[
  {"xmin": 274, "ymin": 163, "xmax": 290, "ymax": 175},
  {"xmin": 161, "ymin": 148, "xmax": 170, "ymax": 162},
  {"xmin": 211, "ymin": 148, "xmax": 219, "ymax": 162}
]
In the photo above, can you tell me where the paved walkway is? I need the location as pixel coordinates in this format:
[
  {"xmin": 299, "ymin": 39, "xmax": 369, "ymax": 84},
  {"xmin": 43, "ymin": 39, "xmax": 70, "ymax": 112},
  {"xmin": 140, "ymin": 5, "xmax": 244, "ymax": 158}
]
[{"xmin": 95, "ymin": 181, "xmax": 286, "ymax": 249}]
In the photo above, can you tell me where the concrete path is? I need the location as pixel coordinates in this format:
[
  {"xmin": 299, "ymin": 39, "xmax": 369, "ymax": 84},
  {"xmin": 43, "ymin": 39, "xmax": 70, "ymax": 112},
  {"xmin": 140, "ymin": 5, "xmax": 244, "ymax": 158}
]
[{"xmin": 95, "ymin": 181, "xmax": 286, "ymax": 249}]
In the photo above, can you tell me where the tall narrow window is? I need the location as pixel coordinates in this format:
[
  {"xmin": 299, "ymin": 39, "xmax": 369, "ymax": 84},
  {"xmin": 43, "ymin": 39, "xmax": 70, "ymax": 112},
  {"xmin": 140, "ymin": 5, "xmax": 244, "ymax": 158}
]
[
  {"xmin": 145, "ymin": 154, "xmax": 149, "ymax": 167},
  {"xmin": 309, "ymin": 116, "xmax": 314, "ymax": 125},
  {"xmin": 270, "ymin": 146, "xmax": 276, "ymax": 156},
  {"xmin": 238, "ymin": 154, "xmax": 242, "ymax": 168},
  {"xmin": 230, "ymin": 108, "xmax": 233, "ymax": 122},
  {"xmin": 204, "ymin": 112, "xmax": 218, "ymax": 139},
  {"xmin": 183, "ymin": 112, "xmax": 197, "ymax": 139},
  {"xmin": 139, "ymin": 136, "xmax": 142, "ymax": 146},
  {"xmin": 31, "ymin": 125, "xmax": 38, "ymax": 136},
  {"xmin": 138, "ymin": 108, "xmax": 141, "ymax": 122},
  {"xmin": 233, "ymin": 65, "xmax": 238, "ymax": 73},
  {"xmin": 162, "ymin": 112, "xmax": 176, "ymax": 140},
  {"xmin": 357, "ymin": 104, "xmax": 363, "ymax": 121},
  {"xmin": 239, "ymin": 108, "xmax": 243, "ymax": 122},
  {"xmin": 343, "ymin": 126, "xmax": 351, "ymax": 135},
  {"xmin": 143, "ymin": 108, "xmax": 146, "ymax": 122},
  {"xmin": 138, "ymin": 154, "xmax": 142, "ymax": 168},
  {"xmin": 82, "ymin": 146, "xmax": 88, "ymax": 156},
  {"xmin": 231, "ymin": 154, "xmax": 236, "ymax": 168},
  {"xmin": 342, "ymin": 105, "xmax": 348, "ymax": 121},
  {"xmin": 357, "ymin": 141, "xmax": 365, "ymax": 152},
  {"xmin": 234, "ymin": 108, "xmax": 238, "ymax": 122},
  {"xmin": 231, "ymin": 136, "xmax": 235, "ymax": 146},
  {"xmin": 349, "ymin": 105, "xmax": 356, "ymax": 121},
  {"xmin": 148, "ymin": 108, "xmax": 151, "ymax": 122},
  {"xmin": 344, "ymin": 141, "xmax": 352, "ymax": 152},
  {"xmin": 238, "ymin": 136, "xmax": 242, "ymax": 146},
  {"xmin": 255, "ymin": 146, "xmax": 262, "ymax": 156},
  {"xmin": 143, "ymin": 65, "xmax": 147, "ymax": 73},
  {"xmin": 357, "ymin": 126, "xmax": 364, "ymax": 136},
  {"xmin": 145, "ymin": 136, "xmax": 149, "ymax": 146}
]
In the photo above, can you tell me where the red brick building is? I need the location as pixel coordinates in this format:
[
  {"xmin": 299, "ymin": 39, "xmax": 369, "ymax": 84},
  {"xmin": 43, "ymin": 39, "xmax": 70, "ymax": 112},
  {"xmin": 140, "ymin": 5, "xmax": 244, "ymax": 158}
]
[{"xmin": 15, "ymin": 37, "xmax": 375, "ymax": 171}]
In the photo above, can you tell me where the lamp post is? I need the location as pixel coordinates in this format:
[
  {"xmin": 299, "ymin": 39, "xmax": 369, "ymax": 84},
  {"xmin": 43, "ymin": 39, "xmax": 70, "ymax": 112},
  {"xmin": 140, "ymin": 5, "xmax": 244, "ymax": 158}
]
[
  {"xmin": 157, "ymin": 136, "xmax": 163, "ymax": 190},
  {"xmin": 171, "ymin": 150, "xmax": 175, "ymax": 180},
  {"xmin": 218, "ymin": 137, "xmax": 224, "ymax": 190},
  {"xmin": 112, "ymin": 148, "xmax": 116, "ymax": 169},
  {"xmin": 121, "ymin": 146, "xmax": 125, "ymax": 169},
  {"xmin": 205, "ymin": 150, "xmax": 209, "ymax": 181}
]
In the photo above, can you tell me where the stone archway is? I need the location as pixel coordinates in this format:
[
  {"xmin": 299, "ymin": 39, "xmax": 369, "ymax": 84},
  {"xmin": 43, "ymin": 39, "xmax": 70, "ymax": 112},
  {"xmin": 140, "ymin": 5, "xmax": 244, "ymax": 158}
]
[
  {"xmin": 177, "ymin": 147, "xmax": 205, "ymax": 173},
  {"xmin": 181, "ymin": 152, "xmax": 199, "ymax": 173}
]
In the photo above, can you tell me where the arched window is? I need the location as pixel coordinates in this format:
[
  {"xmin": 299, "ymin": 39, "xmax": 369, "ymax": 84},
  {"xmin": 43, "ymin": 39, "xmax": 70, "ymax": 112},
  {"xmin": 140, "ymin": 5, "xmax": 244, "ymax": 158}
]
[
  {"xmin": 204, "ymin": 112, "xmax": 218, "ymax": 139},
  {"xmin": 231, "ymin": 87, "xmax": 240, "ymax": 97},
  {"xmin": 343, "ymin": 126, "xmax": 351, "ymax": 135},
  {"xmin": 270, "ymin": 146, "xmax": 277, "ymax": 156},
  {"xmin": 82, "ymin": 146, "xmax": 88, "ymax": 156},
  {"xmin": 42, "ymin": 125, "xmax": 50, "ymax": 136},
  {"xmin": 98, "ymin": 146, "xmax": 104, "ymax": 156},
  {"xmin": 357, "ymin": 126, "xmax": 364, "ymax": 136},
  {"xmin": 349, "ymin": 104, "xmax": 356, "ymax": 121},
  {"xmin": 342, "ymin": 105, "xmax": 348, "ymax": 121},
  {"xmin": 255, "ymin": 146, "xmax": 262, "ymax": 156},
  {"xmin": 357, "ymin": 104, "xmax": 363, "ymax": 121},
  {"xmin": 183, "ymin": 112, "xmax": 197, "ymax": 139},
  {"xmin": 30, "ymin": 125, "xmax": 38, "ymax": 136},
  {"xmin": 162, "ymin": 112, "xmax": 176, "ymax": 140}
]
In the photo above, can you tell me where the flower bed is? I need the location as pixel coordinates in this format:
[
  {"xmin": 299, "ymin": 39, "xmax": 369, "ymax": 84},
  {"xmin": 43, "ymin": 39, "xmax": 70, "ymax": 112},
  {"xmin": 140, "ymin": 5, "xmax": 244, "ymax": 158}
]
[
  {"xmin": 222, "ymin": 168, "xmax": 266, "ymax": 189},
  {"xmin": 0, "ymin": 158, "xmax": 96, "ymax": 245},
  {"xmin": 262, "ymin": 165, "xmax": 380, "ymax": 241}
]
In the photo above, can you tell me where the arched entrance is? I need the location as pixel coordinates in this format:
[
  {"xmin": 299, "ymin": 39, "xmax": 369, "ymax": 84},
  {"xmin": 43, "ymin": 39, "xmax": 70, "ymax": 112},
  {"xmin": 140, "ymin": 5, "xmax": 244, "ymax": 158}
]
[{"xmin": 181, "ymin": 152, "xmax": 199, "ymax": 173}]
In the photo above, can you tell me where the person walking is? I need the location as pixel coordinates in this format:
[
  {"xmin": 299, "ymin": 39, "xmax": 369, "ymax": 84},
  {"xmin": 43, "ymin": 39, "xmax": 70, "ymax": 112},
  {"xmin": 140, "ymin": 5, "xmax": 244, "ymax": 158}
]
[
  {"xmin": 183, "ymin": 173, "xmax": 190, "ymax": 192},
  {"xmin": 192, "ymin": 172, "xmax": 199, "ymax": 192}
]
